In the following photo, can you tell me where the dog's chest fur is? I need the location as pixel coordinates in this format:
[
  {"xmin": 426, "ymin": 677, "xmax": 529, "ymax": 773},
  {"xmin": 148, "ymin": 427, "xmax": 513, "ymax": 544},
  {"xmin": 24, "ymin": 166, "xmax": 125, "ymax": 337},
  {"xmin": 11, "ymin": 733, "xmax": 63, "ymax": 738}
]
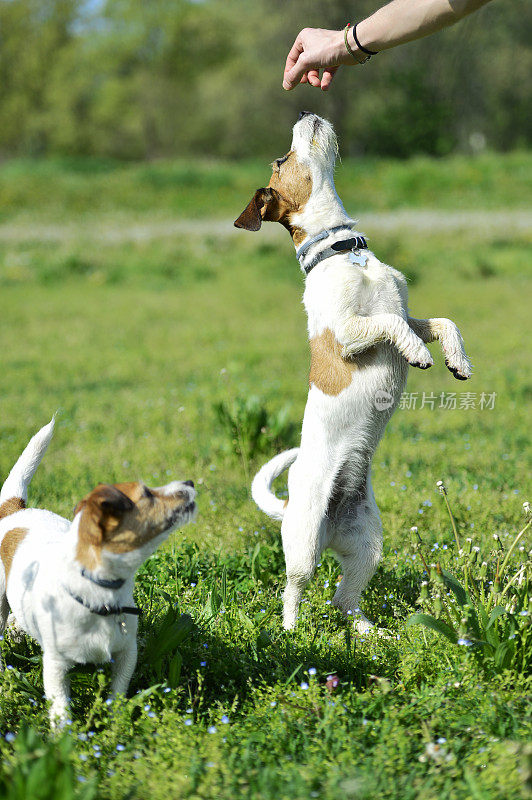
[{"xmin": 304, "ymin": 253, "xmax": 409, "ymax": 395}]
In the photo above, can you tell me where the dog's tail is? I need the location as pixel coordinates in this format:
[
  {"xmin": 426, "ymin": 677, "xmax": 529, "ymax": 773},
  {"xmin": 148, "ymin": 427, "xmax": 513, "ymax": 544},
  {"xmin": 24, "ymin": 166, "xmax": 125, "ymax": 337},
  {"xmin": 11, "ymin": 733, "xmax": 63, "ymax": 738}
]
[
  {"xmin": 0, "ymin": 416, "xmax": 56, "ymax": 509},
  {"xmin": 251, "ymin": 448, "xmax": 299, "ymax": 521}
]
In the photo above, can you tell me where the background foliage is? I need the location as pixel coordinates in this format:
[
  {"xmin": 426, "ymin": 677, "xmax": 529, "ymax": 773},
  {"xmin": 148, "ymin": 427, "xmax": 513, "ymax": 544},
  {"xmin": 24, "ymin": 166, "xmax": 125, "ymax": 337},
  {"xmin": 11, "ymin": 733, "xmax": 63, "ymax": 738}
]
[{"xmin": 0, "ymin": 0, "xmax": 531, "ymax": 160}]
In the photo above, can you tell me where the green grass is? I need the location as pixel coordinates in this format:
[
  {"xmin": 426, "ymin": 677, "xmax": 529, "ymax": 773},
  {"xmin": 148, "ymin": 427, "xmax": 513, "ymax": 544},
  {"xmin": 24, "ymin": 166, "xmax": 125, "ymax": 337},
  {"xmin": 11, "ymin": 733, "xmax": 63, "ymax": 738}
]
[
  {"xmin": 0, "ymin": 154, "xmax": 531, "ymax": 799},
  {"xmin": 0, "ymin": 150, "xmax": 530, "ymax": 223}
]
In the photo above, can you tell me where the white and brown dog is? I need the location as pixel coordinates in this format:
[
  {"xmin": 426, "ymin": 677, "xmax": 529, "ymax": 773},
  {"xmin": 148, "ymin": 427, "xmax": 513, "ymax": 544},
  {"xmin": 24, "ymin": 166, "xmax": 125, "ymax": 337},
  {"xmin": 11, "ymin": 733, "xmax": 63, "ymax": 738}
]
[
  {"xmin": 235, "ymin": 111, "xmax": 471, "ymax": 633},
  {"xmin": 0, "ymin": 417, "xmax": 196, "ymax": 724}
]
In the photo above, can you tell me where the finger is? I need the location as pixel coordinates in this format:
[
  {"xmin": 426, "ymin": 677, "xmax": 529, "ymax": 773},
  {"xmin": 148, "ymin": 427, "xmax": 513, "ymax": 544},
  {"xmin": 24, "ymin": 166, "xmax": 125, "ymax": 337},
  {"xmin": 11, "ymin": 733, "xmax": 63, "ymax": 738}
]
[
  {"xmin": 283, "ymin": 35, "xmax": 305, "ymax": 90},
  {"xmin": 321, "ymin": 67, "xmax": 338, "ymax": 91},
  {"xmin": 284, "ymin": 34, "xmax": 304, "ymax": 76},
  {"xmin": 307, "ymin": 69, "xmax": 321, "ymax": 88},
  {"xmin": 300, "ymin": 73, "xmax": 309, "ymax": 84}
]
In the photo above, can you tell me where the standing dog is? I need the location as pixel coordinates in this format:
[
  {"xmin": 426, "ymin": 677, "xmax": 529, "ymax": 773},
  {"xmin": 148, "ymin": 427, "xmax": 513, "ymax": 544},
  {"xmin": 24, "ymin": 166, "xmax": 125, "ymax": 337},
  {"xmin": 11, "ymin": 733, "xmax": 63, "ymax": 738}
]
[
  {"xmin": 0, "ymin": 417, "xmax": 196, "ymax": 724},
  {"xmin": 235, "ymin": 112, "xmax": 471, "ymax": 632}
]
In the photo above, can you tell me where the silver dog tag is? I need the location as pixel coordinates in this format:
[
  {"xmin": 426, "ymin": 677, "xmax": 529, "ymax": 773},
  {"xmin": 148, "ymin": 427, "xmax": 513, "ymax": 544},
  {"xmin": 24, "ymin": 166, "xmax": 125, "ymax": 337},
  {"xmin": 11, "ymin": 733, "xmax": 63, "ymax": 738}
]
[
  {"xmin": 119, "ymin": 617, "xmax": 128, "ymax": 636},
  {"xmin": 349, "ymin": 250, "xmax": 368, "ymax": 267}
]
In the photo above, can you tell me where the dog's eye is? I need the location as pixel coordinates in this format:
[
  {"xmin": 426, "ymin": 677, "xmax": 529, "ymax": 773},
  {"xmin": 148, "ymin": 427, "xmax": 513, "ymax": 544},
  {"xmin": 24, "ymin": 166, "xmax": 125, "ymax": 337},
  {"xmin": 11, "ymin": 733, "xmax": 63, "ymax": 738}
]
[
  {"xmin": 143, "ymin": 486, "xmax": 154, "ymax": 500},
  {"xmin": 274, "ymin": 155, "xmax": 288, "ymax": 170}
]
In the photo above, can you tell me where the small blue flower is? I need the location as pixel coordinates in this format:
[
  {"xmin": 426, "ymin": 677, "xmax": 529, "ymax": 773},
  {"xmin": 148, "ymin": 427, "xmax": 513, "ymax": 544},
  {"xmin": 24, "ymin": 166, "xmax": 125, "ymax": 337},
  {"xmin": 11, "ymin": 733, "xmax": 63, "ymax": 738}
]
[
  {"xmin": 184, "ymin": 719, "xmax": 193, "ymax": 726},
  {"xmin": 77, "ymin": 776, "xmax": 87, "ymax": 783},
  {"xmin": 300, "ymin": 682, "xmax": 309, "ymax": 690},
  {"xmin": 116, "ymin": 744, "xmax": 125, "ymax": 752},
  {"xmin": 458, "ymin": 638, "xmax": 473, "ymax": 646},
  {"xmin": 200, "ymin": 661, "xmax": 207, "ymax": 667},
  {"xmin": 79, "ymin": 754, "xmax": 88, "ymax": 762},
  {"xmin": 221, "ymin": 715, "xmax": 229, "ymax": 724},
  {"xmin": 208, "ymin": 726, "xmax": 217, "ymax": 734},
  {"xmin": 5, "ymin": 733, "xmax": 16, "ymax": 743},
  {"xmin": 148, "ymin": 712, "xmax": 156, "ymax": 718},
  {"xmin": 308, "ymin": 667, "xmax": 317, "ymax": 676},
  {"xmin": 144, "ymin": 704, "xmax": 151, "ymax": 712},
  {"xmin": 163, "ymin": 687, "xmax": 171, "ymax": 693},
  {"xmin": 105, "ymin": 698, "xmax": 113, "ymax": 706},
  {"xmin": 437, "ymin": 737, "xmax": 447, "ymax": 744},
  {"xmin": 270, "ymin": 701, "xmax": 277, "ymax": 707}
]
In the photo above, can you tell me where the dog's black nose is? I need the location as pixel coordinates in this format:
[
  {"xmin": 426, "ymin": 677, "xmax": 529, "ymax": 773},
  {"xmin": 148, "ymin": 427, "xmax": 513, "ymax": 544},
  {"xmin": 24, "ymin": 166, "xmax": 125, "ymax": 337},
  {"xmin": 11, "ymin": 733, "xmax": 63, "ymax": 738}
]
[
  {"xmin": 298, "ymin": 110, "xmax": 311, "ymax": 121},
  {"xmin": 183, "ymin": 480, "xmax": 194, "ymax": 488}
]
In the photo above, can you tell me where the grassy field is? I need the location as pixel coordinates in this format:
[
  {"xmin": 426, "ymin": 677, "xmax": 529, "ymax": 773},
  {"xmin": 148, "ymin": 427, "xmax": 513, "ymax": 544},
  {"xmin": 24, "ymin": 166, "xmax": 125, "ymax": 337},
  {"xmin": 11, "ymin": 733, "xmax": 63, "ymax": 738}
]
[{"xmin": 0, "ymin": 152, "xmax": 531, "ymax": 800}]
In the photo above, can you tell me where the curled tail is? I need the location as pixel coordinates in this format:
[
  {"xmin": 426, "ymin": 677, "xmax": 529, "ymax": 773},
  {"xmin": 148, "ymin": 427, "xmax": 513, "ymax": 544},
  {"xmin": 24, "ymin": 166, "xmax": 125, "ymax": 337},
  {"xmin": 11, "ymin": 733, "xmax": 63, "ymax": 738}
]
[
  {"xmin": 251, "ymin": 448, "xmax": 299, "ymax": 521},
  {"xmin": 0, "ymin": 416, "xmax": 56, "ymax": 506}
]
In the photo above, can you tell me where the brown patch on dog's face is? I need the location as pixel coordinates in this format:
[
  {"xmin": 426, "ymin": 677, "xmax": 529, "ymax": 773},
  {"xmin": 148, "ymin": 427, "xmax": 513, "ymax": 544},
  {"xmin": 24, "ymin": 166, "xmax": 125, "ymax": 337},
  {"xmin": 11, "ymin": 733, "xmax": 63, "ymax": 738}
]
[
  {"xmin": 0, "ymin": 527, "xmax": 27, "ymax": 580},
  {"xmin": 74, "ymin": 482, "xmax": 193, "ymax": 570},
  {"xmin": 0, "ymin": 497, "xmax": 26, "ymax": 520},
  {"xmin": 234, "ymin": 151, "xmax": 312, "ymax": 244},
  {"xmin": 268, "ymin": 151, "xmax": 312, "ymax": 209},
  {"xmin": 309, "ymin": 328, "xmax": 376, "ymax": 396}
]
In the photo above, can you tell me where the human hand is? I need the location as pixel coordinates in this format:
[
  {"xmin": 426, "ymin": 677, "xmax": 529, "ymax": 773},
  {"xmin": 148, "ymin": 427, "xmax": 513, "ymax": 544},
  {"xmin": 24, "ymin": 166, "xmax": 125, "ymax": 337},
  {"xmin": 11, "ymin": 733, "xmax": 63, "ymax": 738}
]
[{"xmin": 283, "ymin": 27, "xmax": 354, "ymax": 91}]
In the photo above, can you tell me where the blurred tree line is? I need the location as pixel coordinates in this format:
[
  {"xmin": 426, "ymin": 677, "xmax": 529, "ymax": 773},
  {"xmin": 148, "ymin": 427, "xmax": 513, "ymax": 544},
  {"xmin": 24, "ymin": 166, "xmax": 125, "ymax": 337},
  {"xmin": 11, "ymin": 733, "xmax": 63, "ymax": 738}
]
[{"xmin": 0, "ymin": 0, "xmax": 530, "ymax": 160}]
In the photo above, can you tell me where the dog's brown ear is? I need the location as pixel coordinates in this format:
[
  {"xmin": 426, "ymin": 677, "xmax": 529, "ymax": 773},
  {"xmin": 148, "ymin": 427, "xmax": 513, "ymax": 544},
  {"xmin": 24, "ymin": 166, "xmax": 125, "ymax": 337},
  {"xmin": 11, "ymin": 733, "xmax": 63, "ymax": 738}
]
[
  {"xmin": 75, "ymin": 484, "xmax": 134, "ymax": 546},
  {"xmin": 95, "ymin": 484, "xmax": 135, "ymax": 516},
  {"xmin": 234, "ymin": 188, "xmax": 288, "ymax": 231},
  {"xmin": 74, "ymin": 485, "xmax": 133, "ymax": 519}
]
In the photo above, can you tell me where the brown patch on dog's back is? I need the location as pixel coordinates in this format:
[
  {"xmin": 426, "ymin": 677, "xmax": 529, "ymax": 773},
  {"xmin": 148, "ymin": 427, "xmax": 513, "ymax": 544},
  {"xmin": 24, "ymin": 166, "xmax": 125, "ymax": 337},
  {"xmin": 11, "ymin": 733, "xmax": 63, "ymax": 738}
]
[
  {"xmin": 0, "ymin": 497, "xmax": 25, "ymax": 520},
  {"xmin": 0, "ymin": 527, "xmax": 28, "ymax": 579},
  {"xmin": 309, "ymin": 329, "xmax": 375, "ymax": 396}
]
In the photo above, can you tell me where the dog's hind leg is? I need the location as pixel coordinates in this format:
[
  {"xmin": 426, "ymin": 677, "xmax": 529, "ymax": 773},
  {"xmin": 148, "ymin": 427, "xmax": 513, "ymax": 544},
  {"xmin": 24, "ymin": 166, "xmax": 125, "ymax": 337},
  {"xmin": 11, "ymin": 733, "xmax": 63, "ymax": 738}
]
[
  {"xmin": 329, "ymin": 479, "xmax": 383, "ymax": 634},
  {"xmin": 281, "ymin": 452, "xmax": 333, "ymax": 630},
  {"xmin": 408, "ymin": 317, "xmax": 472, "ymax": 380}
]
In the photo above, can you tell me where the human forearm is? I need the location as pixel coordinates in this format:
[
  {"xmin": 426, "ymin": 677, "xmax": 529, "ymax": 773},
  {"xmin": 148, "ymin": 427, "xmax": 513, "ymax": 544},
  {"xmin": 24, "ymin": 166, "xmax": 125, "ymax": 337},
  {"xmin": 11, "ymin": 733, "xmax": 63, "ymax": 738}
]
[{"xmin": 355, "ymin": 0, "xmax": 493, "ymax": 53}]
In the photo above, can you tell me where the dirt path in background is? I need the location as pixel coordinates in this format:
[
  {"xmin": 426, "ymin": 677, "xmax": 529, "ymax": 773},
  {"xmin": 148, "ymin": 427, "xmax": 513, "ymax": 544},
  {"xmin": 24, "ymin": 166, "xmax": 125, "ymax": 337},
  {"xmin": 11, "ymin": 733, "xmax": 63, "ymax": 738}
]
[{"xmin": 0, "ymin": 209, "xmax": 530, "ymax": 244}]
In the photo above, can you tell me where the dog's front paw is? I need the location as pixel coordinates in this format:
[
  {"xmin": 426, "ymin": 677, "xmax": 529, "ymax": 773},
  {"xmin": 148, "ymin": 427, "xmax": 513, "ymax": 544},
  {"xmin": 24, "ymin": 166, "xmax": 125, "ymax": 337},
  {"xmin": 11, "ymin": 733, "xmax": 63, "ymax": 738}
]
[
  {"xmin": 341, "ymin": 341, "xmax": 366, "ymax": 361},
  {"xmin": 404, "ymin": 342, "xmax": 434, "ymax": 370},
  {"xmin": 445, "ymin": 354, "xmax": 473, "ymax": 381}
]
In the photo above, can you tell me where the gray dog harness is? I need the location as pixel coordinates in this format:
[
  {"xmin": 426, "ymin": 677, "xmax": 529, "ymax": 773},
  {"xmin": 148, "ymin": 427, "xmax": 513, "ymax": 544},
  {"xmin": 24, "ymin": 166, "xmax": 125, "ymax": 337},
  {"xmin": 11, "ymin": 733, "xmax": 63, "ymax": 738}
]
[{"xmin": 296, "ymin": 226, "xmax": 368, "ymax": 275}]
